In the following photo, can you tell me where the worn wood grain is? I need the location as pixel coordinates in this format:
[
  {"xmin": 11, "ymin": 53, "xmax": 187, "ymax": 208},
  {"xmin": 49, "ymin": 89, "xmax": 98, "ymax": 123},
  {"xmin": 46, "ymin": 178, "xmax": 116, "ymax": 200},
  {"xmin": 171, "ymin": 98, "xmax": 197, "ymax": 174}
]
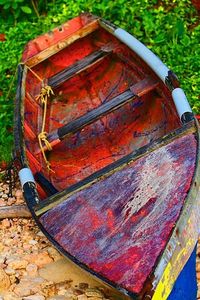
[
  {"xmin": 53, "ymin": 77, "xmax": 158, "ymax": 141},
  {"xmin": 0, "ymin": 205, "xmax": 31, "ymax": 219},
  {"xmin": 49, "ymin": 45, "xmax": 114, "ymax": 88},
  {"xmin": 35, "ymin": 122, "xmax": 196, "ymax": 216},
  {"xmin": 25, "ymin": 19, "xmax": 99, "ymax": 68}
]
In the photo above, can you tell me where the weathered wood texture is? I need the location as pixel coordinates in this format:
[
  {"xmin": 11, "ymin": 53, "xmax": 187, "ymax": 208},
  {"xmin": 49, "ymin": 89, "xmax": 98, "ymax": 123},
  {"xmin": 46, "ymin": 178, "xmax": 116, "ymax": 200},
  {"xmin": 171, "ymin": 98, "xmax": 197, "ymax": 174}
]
[
  {"xmin": 23, "ymin": 15, "xmax": 99, "ymax": 67},
  {"xmin": 35, "ymin": 123, "xmax": 195, "ymax": 216},
  {"xmin": 55, "ymin": 77, "xmax": 158, "ymax": 140},
  {"xmin": 49, "ymin": 46, "xmax": 113, "ymax": 88},
  {"xmin": 39, "ymin": 133, "xmax": 197, "ymax": 296},
  {"xmin": 0, "ymin": 205, "xmax": 31, "ymax": 219}
]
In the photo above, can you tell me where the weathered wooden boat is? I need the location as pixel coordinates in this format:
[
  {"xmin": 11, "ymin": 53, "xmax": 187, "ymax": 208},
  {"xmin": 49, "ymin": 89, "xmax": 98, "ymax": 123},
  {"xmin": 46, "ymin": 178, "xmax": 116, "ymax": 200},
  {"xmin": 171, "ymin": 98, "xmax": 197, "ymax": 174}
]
[{"xmin": 14, "ymin": 13, "xmax": 200, "ymax": 299}]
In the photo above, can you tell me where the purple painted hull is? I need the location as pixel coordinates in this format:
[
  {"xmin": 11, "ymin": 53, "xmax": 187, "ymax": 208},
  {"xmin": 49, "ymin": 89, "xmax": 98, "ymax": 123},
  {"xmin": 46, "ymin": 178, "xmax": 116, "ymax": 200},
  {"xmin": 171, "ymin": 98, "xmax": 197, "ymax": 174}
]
[{"xmin": 40, "ymin": 133, "xmax": 196, "ymax": 295}]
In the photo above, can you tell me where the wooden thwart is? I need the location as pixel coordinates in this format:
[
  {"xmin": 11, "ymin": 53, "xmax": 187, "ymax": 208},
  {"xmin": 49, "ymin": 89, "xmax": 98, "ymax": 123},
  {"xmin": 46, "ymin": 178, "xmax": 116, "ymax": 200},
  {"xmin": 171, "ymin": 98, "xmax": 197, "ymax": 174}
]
[
  {"xmin": 35, "ymin": 122, "xmax": 196, "ymax": 216},
  {"xmin": 36, "ymin": 77, "xmax": 158, "ymax": 154},
  {"xmin": 57, "ymin": 77, "xmax": 158, "ymax": 140},
  {"xmin": 49, "ymin": 45, "xmax": 114, "ymax": 88}
]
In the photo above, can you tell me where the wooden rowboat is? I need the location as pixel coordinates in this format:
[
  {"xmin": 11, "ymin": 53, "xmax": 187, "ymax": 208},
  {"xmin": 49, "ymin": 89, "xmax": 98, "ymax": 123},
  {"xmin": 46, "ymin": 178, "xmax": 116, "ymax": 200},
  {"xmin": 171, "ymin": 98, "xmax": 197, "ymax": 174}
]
[{"xmin": 14, "ymin": 13, "xmax": 200, "ymax": 299}]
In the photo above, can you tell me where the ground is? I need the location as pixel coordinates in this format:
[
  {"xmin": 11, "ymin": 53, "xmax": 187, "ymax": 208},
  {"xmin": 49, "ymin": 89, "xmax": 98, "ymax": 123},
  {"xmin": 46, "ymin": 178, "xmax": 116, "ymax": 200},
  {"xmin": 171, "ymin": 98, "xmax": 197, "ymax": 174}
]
[{"xmin": 0, "ymin": 177, "xmax": 199, "ymax": 300}]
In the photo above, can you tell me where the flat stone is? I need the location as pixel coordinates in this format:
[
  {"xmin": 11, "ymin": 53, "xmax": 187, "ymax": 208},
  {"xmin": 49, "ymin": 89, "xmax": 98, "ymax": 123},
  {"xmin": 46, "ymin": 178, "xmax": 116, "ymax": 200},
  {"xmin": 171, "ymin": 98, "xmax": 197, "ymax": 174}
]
[
  {"xmin": 48, "ymin": 296, "xmax": 72, "ymax": 300},
  {"xmin": 13, "ymin": 277, "xmax": 44, "ymax": 297},
  {"xmin": 26, "ymin": 264, "xmax": 38, "ymax": 277},
  {"xmin": 7, "ymin": 257, "xmax": 28, "ymax": 270},
  {"xmin": 23, "ymin": 295, "xmax": 45, "ymax": 300},
  {"xmin": 77, "ymin": 295, "xmax": 88, "ymax": 300},
  {"xmin": 1, "ymin": 219, "xmax": 10, "ymax": 228},
  {"xmin": 39, "ymin": 258, "xmax": 101, "ymax": 287},
  {"xmin": 85, "ymin": 288, "xmax": 104, "ymax": 297},
  {"xmin": 25, "ymin": 252, "xmax": 53, "ymax": 267},
  {"xmin": 0, "ymin": 268, "xmax": 10, "ymax": 291}
]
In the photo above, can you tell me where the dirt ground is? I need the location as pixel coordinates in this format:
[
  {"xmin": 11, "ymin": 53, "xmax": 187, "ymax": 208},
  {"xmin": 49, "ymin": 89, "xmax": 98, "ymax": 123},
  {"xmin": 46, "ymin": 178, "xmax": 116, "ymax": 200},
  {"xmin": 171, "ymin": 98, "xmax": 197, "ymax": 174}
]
[{"xmin": 0, "ymin": 178, "xmax": 199, "ymax": 300}]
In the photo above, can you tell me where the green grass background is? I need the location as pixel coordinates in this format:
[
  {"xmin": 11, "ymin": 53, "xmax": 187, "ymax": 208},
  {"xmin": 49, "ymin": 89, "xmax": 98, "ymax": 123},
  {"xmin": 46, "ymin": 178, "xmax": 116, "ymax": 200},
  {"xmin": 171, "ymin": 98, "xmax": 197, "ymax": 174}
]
[{"xmin": 0, "ymin": 0, "xmax": 199, "ymax": 162}]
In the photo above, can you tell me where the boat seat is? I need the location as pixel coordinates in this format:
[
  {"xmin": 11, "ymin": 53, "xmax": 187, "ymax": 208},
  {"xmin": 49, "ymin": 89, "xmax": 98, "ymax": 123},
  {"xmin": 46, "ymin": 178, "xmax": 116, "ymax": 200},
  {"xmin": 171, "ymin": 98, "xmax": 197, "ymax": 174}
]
[
  {"xmin": 36, "ymin": 76, "xmax": 158, "ymax": 154},
  {"xmin": 48, "ymin": 44, "xmax": 115, "ymax": 88}
]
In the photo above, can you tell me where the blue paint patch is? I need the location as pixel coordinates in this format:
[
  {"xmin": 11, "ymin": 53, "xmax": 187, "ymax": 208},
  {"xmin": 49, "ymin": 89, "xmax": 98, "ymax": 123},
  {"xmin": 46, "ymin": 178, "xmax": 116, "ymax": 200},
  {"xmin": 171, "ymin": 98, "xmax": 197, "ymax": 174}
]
[{"xmin": 168, "ymin": 244, "xmax": 197, "ymax": 300}]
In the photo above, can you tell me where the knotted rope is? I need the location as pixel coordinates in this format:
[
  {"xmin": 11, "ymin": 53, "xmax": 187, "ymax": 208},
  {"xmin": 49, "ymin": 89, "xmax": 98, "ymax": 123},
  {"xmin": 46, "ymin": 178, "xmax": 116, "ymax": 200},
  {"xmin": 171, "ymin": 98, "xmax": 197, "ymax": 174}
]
[{"xmin": 26, "ymin": 65, "xmax": 54, "ymax": 172}]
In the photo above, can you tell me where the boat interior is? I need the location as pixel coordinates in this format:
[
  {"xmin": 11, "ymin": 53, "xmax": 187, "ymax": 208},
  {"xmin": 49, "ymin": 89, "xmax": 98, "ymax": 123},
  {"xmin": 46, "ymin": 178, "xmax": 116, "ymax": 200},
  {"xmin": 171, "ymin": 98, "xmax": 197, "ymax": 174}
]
[{"xmin": 23, "ymin": 15, "xmax": 182, "ymax": 201}]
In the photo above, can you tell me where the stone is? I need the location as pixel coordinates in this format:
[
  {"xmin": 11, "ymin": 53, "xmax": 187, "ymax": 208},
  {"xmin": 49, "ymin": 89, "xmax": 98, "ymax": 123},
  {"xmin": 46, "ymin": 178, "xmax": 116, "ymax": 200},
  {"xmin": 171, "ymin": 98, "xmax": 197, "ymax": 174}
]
[
  {"xmin": 47, "ymin": 247, "xmax": 62, "ymax": 262},
  {"xmin": 15, "ymin": 189, "xmax": 23, "ymax": 199},
  {"xmin": 39, "ymin": 258, "xmax": 101, "ymax": 287},
  {"xmin": 25, "ymin": 252, "xmax": 53, "ymax": 268},
  {"xmin": 0, "ymin": 199, "xmax": 5, "ymax": 206},
  {"xmin": 1, "ymin": 292, "xmax": 21, "ymax": 300},
  {"xmin": 1, "ymin": 219, "xmax": 10, "ymax": 228},
  {"xmin": 23, "ymin": 295, "xmax": 45, "ymax": 300},
  {"xmin": 197, "ymin": 262, "xmax": 200, "ymax": 272},
  {"xmin": 48, "ymin": 296, "xmax": 72, "ymax": 300},
  {"xmin": 4, "ymin": 267, "xmax": 16, "ymax": 275},
  {"xmin": 26, "ymin": 264, "xmax": 38, "ymax": 277},
  {"xmin": 13, "ymin": 276, "xmax": 44, "ymax": 297},
  {"xmin": 0, "ymin": 268, "xmax": 10, "ymax": 291},
  {"xmin": 85, "ymin": 288, "xmax": 103, "ymax": 298},
  {"xmin": 77, "ymin": 295, "xmax": 88, "ymax": 300},
  {"xmin": 78, "ymin": 283, "xmax": 89, "ymax": 290},
  {"xmin": 29, "ymin": 240, "xmax": 38, "ymax": 246},
  {"xmin": 7, "ymin": 257, "xmax": 28, "ymax": 270}
]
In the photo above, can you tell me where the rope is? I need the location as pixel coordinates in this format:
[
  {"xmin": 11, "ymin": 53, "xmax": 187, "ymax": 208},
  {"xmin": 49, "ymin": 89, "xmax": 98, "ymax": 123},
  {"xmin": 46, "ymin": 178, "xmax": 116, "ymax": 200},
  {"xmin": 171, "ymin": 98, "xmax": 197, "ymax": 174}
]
[
  {"xmin": 36, "ymin": 84, "xmax": 54, "ymax": 172},
  {"xmin": 25, "ymin": 65, "xmax": 54, "ymax": 172}
]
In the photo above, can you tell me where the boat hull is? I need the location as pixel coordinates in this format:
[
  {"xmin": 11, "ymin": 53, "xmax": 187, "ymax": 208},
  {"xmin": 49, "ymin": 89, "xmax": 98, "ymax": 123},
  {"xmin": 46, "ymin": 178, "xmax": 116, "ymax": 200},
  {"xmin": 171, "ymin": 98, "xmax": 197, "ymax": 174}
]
[{"xmin": 14, "ymin": 13, "xmax": 200, "ymax": 299}]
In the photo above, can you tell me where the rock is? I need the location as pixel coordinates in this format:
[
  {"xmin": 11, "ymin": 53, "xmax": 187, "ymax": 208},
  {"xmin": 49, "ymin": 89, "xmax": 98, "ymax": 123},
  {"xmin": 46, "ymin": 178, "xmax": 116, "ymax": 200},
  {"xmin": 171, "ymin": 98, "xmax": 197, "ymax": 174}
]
[
  {"xmin": 1, "ymin": 292, "xmax": 21, "ymax": 300},
  {"xmin": 77, "ymin": 295, "xmax": 88, "ymax": 300},
  {"xmin": 25, "ymin": 252, "xmax": 53, "ymax": 268},
  {"xmin": 47, "ymin": 247, "xmax": 63, "ymax": 262},
  {"xmin": 26, "ymin": 264, "xmax": 38, "ymax": 277},
  {"xmin": 47, "ymin": 296, "xmax": 72, "ymax": 300},
  {"xmin": 13, "ymin": 276, "xmax": 44, "ymax": 297},
  {"xmin": 23, "ymin": 295, "xmax": 45, "ymax": 300},
  {"xmin": 78, "ymin": 283, "xmax": 89, "ymax": 290},
  {"xmin": 85, "ymin": 288, "xmax": 103, "ymax": 298},
  {"xmin": 197, "ymin": 262, "xmax": 200, "ymax": 272},
  {"xmin": 39, "ymin": 258, "xmax": 101, "ymax": 287},
  {"xmin": 1, "ymin": 219, "xmax": 10, "ymax": 228},
  {"xmin": 15, "ymin": 190, "xmax": 23, "ymax": 199},
  {"xmin": 4, "ymin": 267, "xmax": 16, "ymax": 275},
  {"xmin": 7, "ymin": 257, "xmax": 28, "ymax": 270},
  {"xmin": 0, "ymin": 199, "xmax": 5, "ymax": 206},
  {"xmin": 0, "ymin": 268, "xmax": 11, "ymax": 291}
]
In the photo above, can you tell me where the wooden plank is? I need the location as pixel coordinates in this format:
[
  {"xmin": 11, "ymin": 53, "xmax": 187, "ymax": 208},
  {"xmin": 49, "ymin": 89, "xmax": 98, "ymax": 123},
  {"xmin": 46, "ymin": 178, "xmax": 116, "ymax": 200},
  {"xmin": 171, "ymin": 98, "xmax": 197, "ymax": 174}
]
[
  {"xmin": 57, "ymin": 77, "xmax": 158, "ymax": 140},
  {"xmin": 0, "ymin": 205, "xmax": 31, "ymax": 219},
  {"xmin": 34, "ymin": 122, "xmax": 196, "ymax": 216},
  {"xmin": 49, "ymin": 45, "xmax": 114, "ymax": 88},
  {"xmin": 25, "ymin": 19, "xmax": 99, "ymax": 68},
  {"xmin": 35, "ymin": 76, "xmax": 158, "ymax": 155}
]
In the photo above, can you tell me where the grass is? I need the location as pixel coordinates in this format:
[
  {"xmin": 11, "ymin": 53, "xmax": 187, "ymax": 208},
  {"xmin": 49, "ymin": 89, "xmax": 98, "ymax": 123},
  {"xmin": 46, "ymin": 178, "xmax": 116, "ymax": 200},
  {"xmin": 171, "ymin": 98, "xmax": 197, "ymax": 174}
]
[{"xmin": 0, "ymin": 0, "xmax": 199, "ymax": 162}]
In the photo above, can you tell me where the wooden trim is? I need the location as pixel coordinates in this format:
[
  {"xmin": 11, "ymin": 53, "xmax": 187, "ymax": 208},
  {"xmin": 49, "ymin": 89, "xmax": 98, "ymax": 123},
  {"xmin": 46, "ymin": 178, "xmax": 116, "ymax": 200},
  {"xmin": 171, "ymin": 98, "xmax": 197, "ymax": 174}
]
[
  {"xmin": 25, "ymin": 19, "xmax": 100, "ymax": 68},
  {"xmin": 34, "ymin": 122, "xmax": 196, "ymax": 216},
  {"xmin": 49, "ymin": 44, "xmax": 114, "ymax": 88}
]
